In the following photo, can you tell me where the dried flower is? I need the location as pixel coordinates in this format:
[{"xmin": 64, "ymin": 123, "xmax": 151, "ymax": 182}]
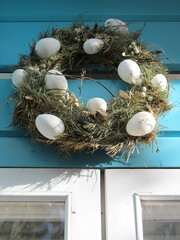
[
  {"xmin": 142, "ymin": 87, "xmax": 147, "ymax": 92},
  {"xmin": 148, "ymin": 96, "xmax": 153, "ymax": 101}
]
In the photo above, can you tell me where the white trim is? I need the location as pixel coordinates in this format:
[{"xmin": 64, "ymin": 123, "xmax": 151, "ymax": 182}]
[
  {"xmin": 101, "ymin": 172, "xmax": 106, "ymax": 240},
  {"xmin": 0, "ymin": 192, "xmax": 69, "ymax": 201},
  {"xmin": 134, "ymin": 194, "xmax": 143, "ymax": 240},
  {"xmin": 138, "ymin": 195, "xmax": 180, "ymax": 201},
  {"xmin": 65, "ymin": 193, "xmax": 72, "ymax": 240}
]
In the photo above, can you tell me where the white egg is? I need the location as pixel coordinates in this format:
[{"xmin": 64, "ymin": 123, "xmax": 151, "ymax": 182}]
[
  {"xmin": 117, "ymin": 59, "xmax": 141, "ymax": 84},
  {"xmin": 86, "ymin": 98, "xmax": 107, "ymax": 112},
  {"xmin": 151, "ymin": 74, "xmax": 168, "ymax": 91},
  {"xmin": 45, "ymin": 70, "xmax": 68, "ymax": 91},
  {"xmin": 83, "ymin": 39, "xmax": 104, "ymax": 54},
  {"xmin": 126, "ymin": 111, "xmax": 156, "ymax": 136},
  {"xmin": 12, "ymin": 69, "xmax": 28, "ymax": 88},
  {"xmin": 35, "ymin": 38, "xmax": 61, "ymax": 58},
  {"xmin": 35, "ymin": 114, "xmax": 65, "ymax": 139},
  {"xmin": 105, "ymin": 19, "xmax": 128, "ymax": 35}
]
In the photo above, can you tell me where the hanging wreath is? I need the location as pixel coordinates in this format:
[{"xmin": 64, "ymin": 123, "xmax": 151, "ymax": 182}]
[{"xmin": 11, "ymin": 19, "xmax": 172, "ymax": 158}]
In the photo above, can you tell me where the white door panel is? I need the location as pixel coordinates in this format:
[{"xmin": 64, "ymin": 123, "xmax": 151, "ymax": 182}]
[
  {"xmin": 0, "ymin": 168, "xmax": 101, "ymax": 240},
  {"xmin": 105, "ymin": 169, "xmax": 180, "ymax": 240}
]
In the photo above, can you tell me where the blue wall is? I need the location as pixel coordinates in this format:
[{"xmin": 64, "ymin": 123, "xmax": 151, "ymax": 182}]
[{"xmin": 0, "ymin": 0, "xmax": 180, "ymax": 168}]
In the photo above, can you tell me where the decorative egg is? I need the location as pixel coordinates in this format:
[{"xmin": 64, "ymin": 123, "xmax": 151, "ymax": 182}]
[
  {"xmin": 126, "ymin": 111, "xmax": 156, "ymax": 136},
  {"xmin": 35, "ymin": 38, "xmax": 61, "ymax": 58},
  {"xmin": 104, "ymin": 19, "xmax": 128, "ymax": 35},
  {"xmin": 12, "ymin": 69, "xmax": 28, "ymax": 88},
  {"xmin": 35, "ymin": 114, "xmax": 65, "ymax": 139},
  {"xmin": 86, "ymin": 98, "xmax": 107, "ymax": 112},
  {"xmin": 83, "ymin": 39, "xmax": 104, "ymax": 54},
  {"xmin": 117, "ymin": 59, "xmax": 141, "ymax": 84},
  {"xmin": 151, "ymin": 74, "xmax": 167, "ymax": 91},
  {"xmin": 45, "ymin": 70, "xmax": 68, "ymax": 91}
]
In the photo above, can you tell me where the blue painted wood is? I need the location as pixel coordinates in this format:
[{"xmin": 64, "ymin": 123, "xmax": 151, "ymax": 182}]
[
  {"xmin": 0, "ymin": 137, "xmax": 179, "ymax": 168},
  {"xmin": 159, "ymin": 80, "xmax": 180, "ymax": 132},
  {"xmin": 1, "ymin": 0, "xmax": 180, "ymax": 22},
  {"xmin": 1, "ymin": 16, "xmax": 180, "ymax": 22},
  {"xmin": 0, "ymin": 79, "xmax": 13, "ymax": 132},
  {"xmin": 0, "ymin": 21, "xmax": 180, "ymax": 72},
  {"xmin": 0, "ymin": 78, "xmax": 25, "ymax": 136}
]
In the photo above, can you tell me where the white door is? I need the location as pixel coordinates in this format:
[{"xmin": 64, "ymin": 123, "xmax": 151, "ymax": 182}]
[
  {"xmin": 0, "ymin": 168, "xmax": 101, "ymax": 240},
  {"xmin": 105, "ymin": 169, "xmax": 180, "ymax": 240}
]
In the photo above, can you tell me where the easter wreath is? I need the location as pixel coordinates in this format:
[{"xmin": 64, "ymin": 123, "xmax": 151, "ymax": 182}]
[{"xmin": 12, "ymin": 19, "xmax": 172, "ymax": 158}]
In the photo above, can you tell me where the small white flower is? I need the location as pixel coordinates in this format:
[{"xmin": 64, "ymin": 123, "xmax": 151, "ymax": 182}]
[
  {"xmin": 141, "ymin": 92, "xmax": 146, "ymax": 97},
  {"xmin": 74, "ymin": 27, "xmax": 81, "ymax": 33},
  {"xmin": 142, "ymin": 87, "xmax": 147, "ymax": 92},
  {"xmin": 65, "ymin": 92, "xmax": 70, "ymax": 100},
  {"xmin": 74, "ymin": 98, "xmax": 79, "ymax": 103},
  {"xmin": 148, "ymin": 96, "xmax": 153, "ymax": 101},
  {"xmin": 74, "ymin": 102, "xmax": 80, "ymax": 107},
  {"xmin": 61, "ymin": 96, "xmax": 66, "ymax": 101},
  {"xmin": 28, "ymin": 66, "xmax": 39, "ymax": 72},
  {"xmin": 134, "ymin": 47, "xmax": 140, "ymax": 54},
  {"xmin": 40, "ymin": 63, "xmax": 46, "ymax": 69}
]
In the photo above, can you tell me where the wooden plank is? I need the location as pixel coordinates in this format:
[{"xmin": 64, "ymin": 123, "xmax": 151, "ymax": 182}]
[
  {"xmin": 1, "ymin": 0, "xmax": 180, "ymax": 22},
  {"xmin": 0, "ymin": 136, "xmax": 180, "ymax": 167}
]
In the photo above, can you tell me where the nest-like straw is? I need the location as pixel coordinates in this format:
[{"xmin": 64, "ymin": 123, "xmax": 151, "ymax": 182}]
[{"xmin": 12, "ymin": 21, "xmax": 172, "ymax": 158}]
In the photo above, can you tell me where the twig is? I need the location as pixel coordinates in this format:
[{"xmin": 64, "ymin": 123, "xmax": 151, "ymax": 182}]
[{"xmin": 64, "ymin": 73, "xmax": 114, "ymax": 97}]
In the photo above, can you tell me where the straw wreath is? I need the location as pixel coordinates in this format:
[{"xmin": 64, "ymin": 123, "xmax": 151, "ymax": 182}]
[{"xmin": 11, "ymin": 19, "xmax": 172, "ymax": 158}]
